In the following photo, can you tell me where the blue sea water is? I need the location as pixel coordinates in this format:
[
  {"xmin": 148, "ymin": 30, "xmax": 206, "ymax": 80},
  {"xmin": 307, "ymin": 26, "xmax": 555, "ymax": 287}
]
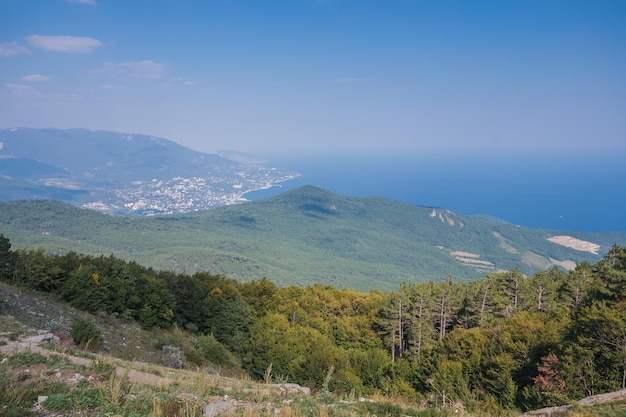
[{"xmin": 245, "ymin": 152, "xmax": 626, "ymax": 233}]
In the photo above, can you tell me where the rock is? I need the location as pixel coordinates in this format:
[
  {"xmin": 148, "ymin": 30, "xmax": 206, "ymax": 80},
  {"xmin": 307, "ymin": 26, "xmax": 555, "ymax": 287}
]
[
  {"xmin": 67, "ymin": 373, "xmax": 85, "ymax": 384},
  {"xmin": 578, "ymin": 388, "xmax": 626, "ymax": 406},
  {"xmin": 520, "ymin": 405, "xmax": 572, "ymax": 416},
  {"xmin": 520, "ymin": 389, "xmax": 626, "ymax": 416},
  {"xmin": 21, "ymin": 333, "xmax": 54, "ymax": 344},
  {"xmin": 270, "ymin": 383, "xmax": 311, "ymax": 396},
  {"xmin": 161, "ymin": 345, "xmax": 185, "ymax": 369},
  {"xmin": 204, "ymin": 396, "xmax": 238, "ymax": 416}
]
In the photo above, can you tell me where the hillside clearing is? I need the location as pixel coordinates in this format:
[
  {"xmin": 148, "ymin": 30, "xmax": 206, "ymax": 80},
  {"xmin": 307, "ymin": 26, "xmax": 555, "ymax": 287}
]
[{"xmin": 547, "ymin": 235, "xmax": 601, "ymax": 254}]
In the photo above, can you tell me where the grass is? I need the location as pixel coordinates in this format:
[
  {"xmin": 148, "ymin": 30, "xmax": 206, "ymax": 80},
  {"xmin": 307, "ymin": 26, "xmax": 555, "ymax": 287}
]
[
  {"xmin": 1, "ymin": 344, "xmax": 624, "ymax": 417},
  {"xmin": 1, "ymin": 278, "xmax": 625, "ymax": 416},
  {"xmin": 0, "ymin": 340, "xmax": 456, "ymax": 417}
]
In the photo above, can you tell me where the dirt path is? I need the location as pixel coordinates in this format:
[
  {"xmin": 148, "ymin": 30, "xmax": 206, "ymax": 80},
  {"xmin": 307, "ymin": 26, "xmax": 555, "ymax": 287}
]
[{"xmin": 0, "ymin": 333, "xmax": 171, "ymax": 386}]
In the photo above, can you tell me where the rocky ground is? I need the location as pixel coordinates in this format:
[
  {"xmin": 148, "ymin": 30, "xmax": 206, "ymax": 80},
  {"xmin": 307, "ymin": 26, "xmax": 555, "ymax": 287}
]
[{"xmin": 0, "ymin": 282, "xmax": 314, "ymax": 416}]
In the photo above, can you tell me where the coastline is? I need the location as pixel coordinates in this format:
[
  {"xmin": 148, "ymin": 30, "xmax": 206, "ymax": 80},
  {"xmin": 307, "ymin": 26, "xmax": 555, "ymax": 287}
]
[{"xmin": 239, "ymin": 173, "xmax": 302, "ymax": 201}]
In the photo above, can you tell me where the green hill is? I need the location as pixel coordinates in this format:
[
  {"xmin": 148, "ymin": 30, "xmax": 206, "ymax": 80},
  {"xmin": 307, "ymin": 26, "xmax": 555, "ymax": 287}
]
[{"xmin": 1, "ymin": 185, "xmax": 624, "ymax": 291}]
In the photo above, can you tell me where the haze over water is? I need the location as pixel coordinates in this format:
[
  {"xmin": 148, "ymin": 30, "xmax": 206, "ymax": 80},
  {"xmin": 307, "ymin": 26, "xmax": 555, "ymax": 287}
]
[{"xmin": 247, "ymin": 152, "xmax": 626, "ymax": 233}]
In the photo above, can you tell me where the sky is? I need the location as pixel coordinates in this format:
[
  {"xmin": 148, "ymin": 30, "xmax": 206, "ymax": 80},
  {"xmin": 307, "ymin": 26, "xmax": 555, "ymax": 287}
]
[{"xmin": 0, "ymin": 0, "xmax": 625, "ymax": 155}]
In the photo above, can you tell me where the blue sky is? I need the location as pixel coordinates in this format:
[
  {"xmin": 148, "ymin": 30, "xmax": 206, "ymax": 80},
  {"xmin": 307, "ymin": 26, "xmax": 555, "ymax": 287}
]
[{"xmin": 1, "ymin": 0, "xmax": 624, "ymax": 155}]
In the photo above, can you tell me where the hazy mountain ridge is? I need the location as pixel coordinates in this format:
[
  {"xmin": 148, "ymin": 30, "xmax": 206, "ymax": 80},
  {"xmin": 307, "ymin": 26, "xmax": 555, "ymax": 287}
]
[
  {"xmin": 2, "ymin": 186, "xmax": 625, "ymax": 291},
  {"xmin": 0, "ymin": 128, "xmax": 298, "ymax": 215}
]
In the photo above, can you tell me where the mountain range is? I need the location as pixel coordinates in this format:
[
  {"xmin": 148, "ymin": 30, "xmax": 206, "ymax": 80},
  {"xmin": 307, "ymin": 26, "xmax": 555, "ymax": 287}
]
[
  {"xmin": 1, "ymin": 128, "xmax": 625, "ymax": 291},
  {"xmin": 2, "ymin": 186, "xmax": 625, "ymax": 291},
  {"xmin": 0, "ymin": 128, "xmax": 297, "ymax": 215}
]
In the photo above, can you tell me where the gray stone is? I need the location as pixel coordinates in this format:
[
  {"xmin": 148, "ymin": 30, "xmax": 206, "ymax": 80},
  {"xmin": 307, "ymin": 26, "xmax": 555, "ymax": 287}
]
[
  {"xmin": 21, "ymin": 333, "xmax": 54, "ymax": 344},
  {"xmin": 270, "ymin": 383, "xmax": 311, "ymax": 396}
]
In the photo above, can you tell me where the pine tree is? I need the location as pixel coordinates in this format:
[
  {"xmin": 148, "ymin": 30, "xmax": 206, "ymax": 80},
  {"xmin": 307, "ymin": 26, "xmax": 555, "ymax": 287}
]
[{"xmin": 0, "ymin": 234, "xmax": 14, "ymax": 281}]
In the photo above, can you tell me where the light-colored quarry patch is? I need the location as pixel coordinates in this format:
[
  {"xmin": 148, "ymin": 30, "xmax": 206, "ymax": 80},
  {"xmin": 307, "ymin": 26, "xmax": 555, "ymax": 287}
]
[
  {"xmin": 451, "ymin": 251, "xmax": 480, "ymax": 259},
  {"xmin": 429, "ymin": 209, "xmax": 464, "ymax": 227},
  {"xmin": 493, "ymin": 231, "xmax": 519, "ymax": 254},
  {"xmin": 451, "ymin": 251, "xmax": 494, "ymax": 271},
  {"xmin": 522, "ymin": 251, "xmax": 552, "ymax": 270},
  {"xmin": 549, "ymin": 258, "xmax": 577, "ymax": 271},
  {"xmin": 547, "ymin": 235, "xmax": 600, "ymax": 255}
]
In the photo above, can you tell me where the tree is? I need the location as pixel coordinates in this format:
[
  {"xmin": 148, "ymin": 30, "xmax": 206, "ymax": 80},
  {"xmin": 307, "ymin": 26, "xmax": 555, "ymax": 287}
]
[
  {"xmin": 0, "ymin": 234, "xmax": 15, "ymax": 281},
  {"xmin": 376, "ymin": 288, "xmax": 411, "ymax": 362},
  {"xmin": 59, "ymin": 255, "xmax": 175, "ymax": 328},
  {"xmin": 606, "ymin": 244, "xmax": 626, "ymax": 271},
  {"xmin": 563, "ymin": 303, "xmax": 626, "ymax": 396},
  {"xmin": 430, "ymin": 359, "xmax": 468, "ymax": 405},
  {"xmin": 244, "ymin": 313, "xmax": 297, "ymax": 380},
  {"xmin": 488, "ymin": 269, "xmax": 526, "ymax": 319},
  {"xmin": 13, "ymin": 248, "xmax": 64, "ymax": 291},
  {"xmin": 346, "ymin": 347, "xmax": 391, "ymax": 391},
  {"xmin": 434, "ymin": 276, "xmax": 460, "ymax": 341},
  {"xmin": 441, "ymin": 327, "xmax": 492, "ymax": 395},
  {"xmin": 239, "ymin": 277, "xmax": 278, "ymax": 317},
  {"xmin": 405, "ymin": 282, "xmax": 437, "ymax": 358},
  {"xmin": 527, "ymin": 268, "xmax": 563, "ymax": 313},
  {"xmin": 590, "ymin": 245, "xmax": 626, "ymax": 308},
  {"xmin": 483, "ymin": 352, "xmax": 518, "ymax": 408},
  {"xmin": 559, "ymin": 261, "xmax": 594, "ymax": 308},
  {"xmin": 532, "ymin": 353, "xmax": 568, "ymax": 404},
  {"xmin": 203, "ymin": 282, "xmax": 253, "ymax": 354},
  {"xmin": 163, "ymin": 271, "xmax": 212, "ymax": 331},
  {"xmin": 455, "ymin": 271, "xmax": 523, "ymax": 328}
]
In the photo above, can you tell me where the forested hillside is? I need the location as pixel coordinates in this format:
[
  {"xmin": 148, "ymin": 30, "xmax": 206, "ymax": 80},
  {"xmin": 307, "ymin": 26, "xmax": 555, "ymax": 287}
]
[
  {"xmin": 1, "ymin": 233, "xmax": 625, "ymax": 414},
  {"xmin": 2, "ymin": 187, "xmax": 625, "ymax": 291}
]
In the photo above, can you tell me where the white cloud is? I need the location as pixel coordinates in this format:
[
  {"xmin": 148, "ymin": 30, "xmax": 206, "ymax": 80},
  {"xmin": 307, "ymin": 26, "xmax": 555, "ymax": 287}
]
[
  {"xmin": 4, "ymin": 83, "xmax": 81, "ymax": 105},
  {"xmin": 21, "ymin": 74, "xmax": 52, "ymax": 82},
  {"xmin": 5, "ymin": 83, "xmax": 36, "ymax": 93},
  {"xmin": 27, "ymin": 35, "xmax": 102, "ymax": 53},
  {"xmin": 94, "ymin": 60, "xmax": 166, "ymax": 79},
  {"xmin": 66, "ymin": 0, "xmax": 97, "ymax": 4},
  {"xmin": 0, "ymin": 41, "xmax": 30, "ymax": 57}
]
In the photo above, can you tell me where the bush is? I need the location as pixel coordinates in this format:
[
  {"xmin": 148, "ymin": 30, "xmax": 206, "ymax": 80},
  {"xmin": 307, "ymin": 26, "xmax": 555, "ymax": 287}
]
[
  {"xmin": 70, "ymin": 318, "xmax": 103, "ymax": 350},
  {"xmin": 193, "ymin": 334, "xmax": 239, "ymax": 368}
]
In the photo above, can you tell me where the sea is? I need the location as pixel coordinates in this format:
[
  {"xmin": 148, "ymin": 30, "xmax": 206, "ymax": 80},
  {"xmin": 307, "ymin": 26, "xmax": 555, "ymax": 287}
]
[{"xmin": 244, "ymin": 151, "xmax": 626, "ymax": 233}]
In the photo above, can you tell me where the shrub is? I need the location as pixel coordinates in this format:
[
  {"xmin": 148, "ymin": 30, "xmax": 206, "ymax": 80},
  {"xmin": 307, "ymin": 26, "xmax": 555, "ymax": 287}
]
[
  {"xmin": 193, "ymin": 334, "xmax": 239, "ymax": 368},
  {"xmin": 70, "ymin": 317, "xmax": 103, "ymax": 350}
]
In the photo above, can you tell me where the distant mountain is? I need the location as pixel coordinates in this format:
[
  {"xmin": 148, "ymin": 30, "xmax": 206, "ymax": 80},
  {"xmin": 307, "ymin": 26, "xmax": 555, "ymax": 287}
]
[
  {"xmin": 2, "ymin": 186, "xmax": 625, "ymax": 291},
  {"xmin": 0, "ymin": 128, "xmax": 297, "ymax": 215}
]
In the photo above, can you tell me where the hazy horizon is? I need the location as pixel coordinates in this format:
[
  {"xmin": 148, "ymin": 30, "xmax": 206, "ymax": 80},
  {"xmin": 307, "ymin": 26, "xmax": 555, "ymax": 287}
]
[{"xmin": 1, "ymin": 1, "xmax": 625, "ymax": 156}]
